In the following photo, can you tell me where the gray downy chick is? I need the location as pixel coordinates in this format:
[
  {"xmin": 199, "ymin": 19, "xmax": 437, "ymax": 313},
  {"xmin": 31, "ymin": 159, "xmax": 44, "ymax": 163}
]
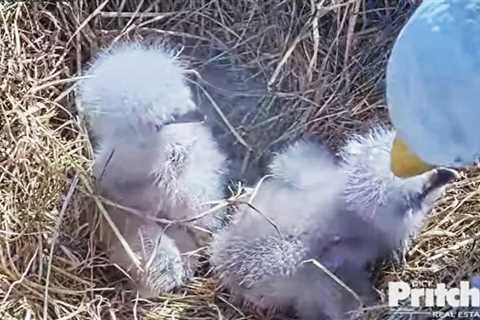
[
  {"xmin": 77, "ymin": 42, "xmax": 227, "ymax": 297},
  {"xmin": 210, "ymin": 138, "xmax": 345, "ymax": 314},
  {"xmin": 210, "ymin": 127, "xmax": 457, "ymax": 320}
]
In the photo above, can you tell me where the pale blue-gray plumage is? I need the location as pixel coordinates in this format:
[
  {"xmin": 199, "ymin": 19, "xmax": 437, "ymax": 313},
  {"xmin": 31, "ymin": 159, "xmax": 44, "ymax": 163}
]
[{"xmin": 387, "ymin": 0, "xmax": 480, "ymax": 168}]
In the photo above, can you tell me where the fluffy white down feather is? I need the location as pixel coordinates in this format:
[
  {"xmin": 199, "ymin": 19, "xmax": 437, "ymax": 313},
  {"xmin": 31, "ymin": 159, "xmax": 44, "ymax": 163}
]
[
  {"xmin": 77, "ymin": 43, "xmax": 227, "ymax": 296},
  {"xmin": 211, "ymin": 128, "xmax": 457, "ymax": 320}
]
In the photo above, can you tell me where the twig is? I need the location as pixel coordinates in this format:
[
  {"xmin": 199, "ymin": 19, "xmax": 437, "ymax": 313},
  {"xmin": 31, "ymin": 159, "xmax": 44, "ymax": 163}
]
[
  {"xmin": 80, "ymin": 175, "xmax": 143, "ymax": 270},
  {"xmin": 235, "ymin": 201, "xmax": 282, "ymax": 237},
  {"xmin": 303, "ymin": 258, "xmax": 364, "ymax": 307},
  {"xmin": 2, "ymin": 248, "xmax": 38, "ymax": 305},
  {"xmin": 186, "ymin": 75, "xmax": 252, "ymax": 151},
  {"xmin": 43, "ymin": 172, "xmax": 79, "ymax": 320}
]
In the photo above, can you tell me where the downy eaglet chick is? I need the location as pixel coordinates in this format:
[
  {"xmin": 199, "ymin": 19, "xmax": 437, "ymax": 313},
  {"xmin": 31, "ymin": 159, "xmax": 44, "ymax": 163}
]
[
  {"xmin": 77, "ymin": 42, "xmax": 227, "ymax": 297},
  {"xmin": 210, "ymin": 127, "xmax": 457, "ymax": 320}
]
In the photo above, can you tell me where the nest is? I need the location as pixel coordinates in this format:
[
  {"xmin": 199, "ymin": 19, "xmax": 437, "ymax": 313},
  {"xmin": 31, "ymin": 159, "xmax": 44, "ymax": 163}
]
[{"xmin": 1, "ymin": 0, "xmax": 480, "ymax": 319}]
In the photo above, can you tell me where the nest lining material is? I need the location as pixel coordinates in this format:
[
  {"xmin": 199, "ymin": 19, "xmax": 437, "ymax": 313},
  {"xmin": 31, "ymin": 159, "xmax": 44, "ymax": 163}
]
[{"xmin": 1, "ymin": 1, "xmax": 480, "ymax": 319}]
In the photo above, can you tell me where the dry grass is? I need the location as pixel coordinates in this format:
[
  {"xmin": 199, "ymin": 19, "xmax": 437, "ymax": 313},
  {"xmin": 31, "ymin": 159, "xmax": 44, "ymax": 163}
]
[{"xmin": 1, "ymin": 0, "xmax": 480, "ymax": 319}]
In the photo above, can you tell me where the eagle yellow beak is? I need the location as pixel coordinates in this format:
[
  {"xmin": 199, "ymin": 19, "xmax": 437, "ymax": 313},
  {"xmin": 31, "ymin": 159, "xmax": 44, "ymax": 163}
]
[{"xmin": 391, "ymin": 134, "xmax": 435, "ymax": 177}]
